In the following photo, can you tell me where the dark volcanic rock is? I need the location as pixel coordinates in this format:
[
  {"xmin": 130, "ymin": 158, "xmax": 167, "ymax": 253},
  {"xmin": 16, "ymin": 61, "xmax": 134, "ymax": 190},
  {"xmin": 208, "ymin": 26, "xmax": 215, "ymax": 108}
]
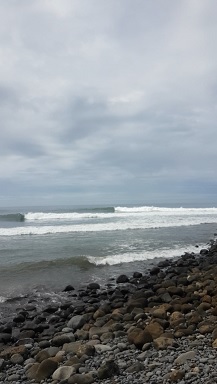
[{"xmin": 116, "ymin": 274, "xmax": 129, "ymax": 283}]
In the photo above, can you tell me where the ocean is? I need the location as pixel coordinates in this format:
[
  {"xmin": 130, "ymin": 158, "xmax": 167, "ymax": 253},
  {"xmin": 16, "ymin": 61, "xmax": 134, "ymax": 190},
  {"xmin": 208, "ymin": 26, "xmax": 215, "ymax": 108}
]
[{"xmin": 0, "ymin": 204, "xmax": 217, "ymax": 305}]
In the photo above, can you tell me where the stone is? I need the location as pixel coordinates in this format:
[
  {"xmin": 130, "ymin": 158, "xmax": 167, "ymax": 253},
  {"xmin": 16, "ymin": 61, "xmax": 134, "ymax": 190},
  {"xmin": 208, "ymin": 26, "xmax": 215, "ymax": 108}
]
[
  {"xmin": 153, "ymin": 336, "xmax": 175, "ymax": 350},
  {"xmin": 169, "ymin": 369, "xmax": 185, "ymax": 382},
  {"xmin": 0, "ymin": 359, "xmax": 5, "ymax": 371},
  {"xmin": 35, "ymin": 350, "xmax": 50, "ymax": 362},
  {"xmin": 98, "ymin": 360, "xmax": 120, "ymax": 379},
  {"xmin": 174, "ymin": 350, "xmax": 196, "ymax": 365},
  {"xmin": 35, "ymin": 358, "xmax": 58, "ymax": 381},
  {"xmin": 52, "ymin": 333, "xmax": 75, "ymax": 346},
  {"xmin": 76, "ymin": 344, "xmax": 95, "ymax": 358},
  {"xmin": 95, "ymin": 344, "xmax": 112, "ymax": 353},
  {"xmin": 169, "ymin": 311, "xmax": 185, "ymax": 327},
  {"xmin": 87, "ymin": 282, "xmax": 100, "ymax": 290},
  {"xmin": 10, "ymin": 353, "xmax": 24, "ymax": 365},
  {"xmin": 128, "ymin": 327, "xmax": 152, "ymax": 349},
  {"xmin": 68, "ymin": 373, "xmax": 95, "ymax": 384},
  {"xmin": 150, "ymin": 266, "xmax": 160, "ymax": 275},
  {"xmin": 0, "ymin": 333, "xmax": 11, "ymax": 343},
  {"xmin": 67, "ymin": 315, "xmax": 88, "ymax": 330},
  {"xmin": 116, "ymin": 274, "xmax": 129, "ymax": 283},
  {"xmin": 52, "ymin": 366, "xmax": 75, "ymax": 380},
  {"xmin": 145, "ymin": 321, "xmax": 164, "ymax": 339},
  {"xmin": 62, "ymin": 341, "xmax": 82, "ymax": 354},
  {"xmin": 125, "ymin": 361, "xmax": 144, "ymax": 373},
  {"xmin": 63, "ymin": 284, "xmax": 75, "ymax": 291},
  {"xmin": 89, "ymin": 326, "xmax": 110, "ymax": 339},
  {"xmin": 7, "ymin": 373, "xmax": 21, "ymax": 381},
  {"xmin": 0, "ymin": 345, "xmax": 27, "ymax": 359}
]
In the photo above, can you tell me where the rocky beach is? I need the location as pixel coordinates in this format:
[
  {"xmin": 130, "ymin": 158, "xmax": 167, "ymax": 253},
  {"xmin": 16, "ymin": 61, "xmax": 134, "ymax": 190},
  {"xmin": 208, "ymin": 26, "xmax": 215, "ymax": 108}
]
[{"xmin": 1, "ymin": 241, "xmax": 217, "ymax": 383}]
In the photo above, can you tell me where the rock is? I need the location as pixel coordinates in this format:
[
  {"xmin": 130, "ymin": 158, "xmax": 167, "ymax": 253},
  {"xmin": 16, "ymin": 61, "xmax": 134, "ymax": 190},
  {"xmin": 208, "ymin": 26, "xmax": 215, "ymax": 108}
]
[
  {"xmin": 32, "ymin": 358, "xmax": 58, "ymax": 381},
  {"xmin": 26, "ymin": 363, "xmax": 40, "ymax": 380},
  {"xmin": 125, "ymin": 361, "xmax": 144, "ymax": 373},
  {"xmin": 89, "ymin": 326, "xmax": 110, "ymax": 339},
  {"xmin": 116, "ymin": 274, "xmax": 129, "ymax": 283},
  {"xmin": 68, "ymin": 373, "xmax": 95, "ymax": 384},
  {"xmin": 150, "ymin": 266, "xmax": 160, "ymax": 275},
  {"xmin": 169, "ymin": 369, "xmax": 185, "ymax": 382},
  {"xmin": 174, "ymin": 350, "xmax": 196, "ymax": 364},
  {"xmin": 145, "ymin": 321, "xmax": 164, "ymax": 339},
  {"xmin": 10, "ymin": 353, "xmax": 24, "ymax": 365},
  {"xmin": 128, "ymin": 327, "xmax": 152, "ymax": 349},
  {"xmin": 35, "ymin": 350, "xmax": 50, "ymax": 362},
  {"xmin": 95, "ymin": 344, "xmax": 112, "ymax": 353},
  {"xmin": 0, "ymin": 333, "xmax": 11, "ymax": 343},
  {"xmin": 98, "ymin": 360, "xmax": 120, "ymax": 379},
  {"xmin": 0, "ymin": 359, "xmax": 5, "ymax": 371},
  {"xmin": 7, "ymin": 373, "xmax": 21, "ymax": 381},
  {"xmin": 212, "ymin": 338, "xmax": 217, "ymax": 348},
  {"xmin": 133, "ymin": 272, "xmax": 142, "ymax": 278},
  {"xmin": 63, "ymin": 284, "xmax": 75, "ymax": 291},
  {"xmin": 62, "ymin": 341, "xmax": 82, "ymax": 354},
  {"xmin": 77, "ymin": 344, "xmax": 95, "ymax": 358},
  {"xmin": 67, "ymin": 314, "xmax": 88, "ymax": 330},
  {"xmin": 52, "ymin": 333, "xmax": 75, "ymax": 346},
  {"xmin": 169, "ymin": 311, "xmax": 185, "ymax": 327},
  {"xmin": 52, "ymin": 366, "xmax": 75, "ymax": 380},
  {"xmin": 0, "ymin": 345, "xmax": 27, "ymax": 359},
  {"xmin": 153, "ymin": 336, "xmax": 175, "ymax": 350},
  {"xmin": 87, "ymin": 282, "xmax": 100, "ymax": 290}
]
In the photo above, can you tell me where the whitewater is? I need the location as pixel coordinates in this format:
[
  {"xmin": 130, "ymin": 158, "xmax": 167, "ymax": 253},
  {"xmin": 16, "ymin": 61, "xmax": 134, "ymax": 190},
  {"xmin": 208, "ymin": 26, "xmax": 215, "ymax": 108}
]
[{"xmin": 0, "ymin": 204, "xmax": 217, "ymax": 300}]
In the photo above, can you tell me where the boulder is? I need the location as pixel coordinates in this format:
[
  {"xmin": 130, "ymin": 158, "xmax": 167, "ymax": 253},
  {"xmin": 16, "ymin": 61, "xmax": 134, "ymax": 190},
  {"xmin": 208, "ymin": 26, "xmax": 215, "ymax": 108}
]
[
  {"xmin": 52, "ymin": 333, "xmax": 75, "ymax": 346},
  {"xmin": 145, "ymin": 321, "xmax": 164, "ymax": 339},
  {"xmin": 67, "ymin": 314, "xmax": 88, "ymax": 330},
  {"xmin": 128, "ymin": 327, "xmax": 152, "ymax": 349},
  {"xmin": 116, "ymin": 275, "xmax": 129, "ymax": 283}
]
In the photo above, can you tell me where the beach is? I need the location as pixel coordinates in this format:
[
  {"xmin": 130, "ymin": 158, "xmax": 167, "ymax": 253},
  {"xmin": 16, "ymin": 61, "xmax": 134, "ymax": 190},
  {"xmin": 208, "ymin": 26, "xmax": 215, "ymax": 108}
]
[{"xmin": 0, "ymin": 240, "xmax": 217, "ymax": 383}]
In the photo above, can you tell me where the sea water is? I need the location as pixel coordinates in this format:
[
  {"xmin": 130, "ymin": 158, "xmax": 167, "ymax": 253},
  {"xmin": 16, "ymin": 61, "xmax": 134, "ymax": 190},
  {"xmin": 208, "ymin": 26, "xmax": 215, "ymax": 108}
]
[{"xmin": 0, "ymin": 204, "xmax": 217, "ymax": 302}]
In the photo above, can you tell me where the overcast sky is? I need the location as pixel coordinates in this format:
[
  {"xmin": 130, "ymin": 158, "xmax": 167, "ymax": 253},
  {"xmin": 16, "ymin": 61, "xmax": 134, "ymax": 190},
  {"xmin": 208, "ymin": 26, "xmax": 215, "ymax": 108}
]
[{"xmin": 0, "ymin": 0, "xmax": 217, "ymax": 207}]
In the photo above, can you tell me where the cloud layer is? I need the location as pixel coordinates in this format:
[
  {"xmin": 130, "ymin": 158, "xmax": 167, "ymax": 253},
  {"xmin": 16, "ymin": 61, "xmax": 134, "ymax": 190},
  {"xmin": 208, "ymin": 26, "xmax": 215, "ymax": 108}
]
[{"xmin": 1, "ymin": 0, "xmax": 217, "ymax": 206}]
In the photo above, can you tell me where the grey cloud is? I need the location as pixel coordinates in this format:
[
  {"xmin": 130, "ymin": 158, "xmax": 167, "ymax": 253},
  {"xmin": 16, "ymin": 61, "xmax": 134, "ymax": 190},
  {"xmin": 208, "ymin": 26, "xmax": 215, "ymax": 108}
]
[{"xmin": 0, "ymin": 1, "xmax": 217, "ymax": 204}]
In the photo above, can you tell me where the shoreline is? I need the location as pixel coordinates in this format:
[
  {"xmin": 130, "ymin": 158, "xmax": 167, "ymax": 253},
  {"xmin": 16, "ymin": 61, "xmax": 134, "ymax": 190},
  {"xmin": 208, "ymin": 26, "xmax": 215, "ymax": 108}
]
[{"xmin": 0, "ymin": 241, "xmax": 217, "ymax": 382}]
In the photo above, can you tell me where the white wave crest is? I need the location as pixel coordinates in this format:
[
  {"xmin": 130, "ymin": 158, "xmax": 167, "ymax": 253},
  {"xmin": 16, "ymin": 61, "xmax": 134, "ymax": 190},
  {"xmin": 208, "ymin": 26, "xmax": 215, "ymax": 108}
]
[
  {"xmin": 0, "ymin": 213, "xmax": 216, "ymax": 236},
  {"xmin": 115, "ymin": 206, "xmax": 217, "ymax": 214},
  {"xmin": 25, "ymin": 211, "xmax": 116, "ymax": 221},
  {"xmin": 87, "ymin": 245, "xmax": 202, "ymax": 266}
]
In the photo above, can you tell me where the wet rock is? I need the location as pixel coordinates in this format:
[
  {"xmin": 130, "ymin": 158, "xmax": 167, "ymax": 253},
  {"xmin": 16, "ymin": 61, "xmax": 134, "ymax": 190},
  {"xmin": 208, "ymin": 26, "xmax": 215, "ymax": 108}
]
[
  {"xmin": 63, "ymin": 284, "xmax": 75, "ymax": 291},
  {"xmin": 87, "ymin": 282, "xmax": 100, "ymax": 290},
  {"xmin": 116, "ymin": 274, "xmax": 129, "ymax": 283}
]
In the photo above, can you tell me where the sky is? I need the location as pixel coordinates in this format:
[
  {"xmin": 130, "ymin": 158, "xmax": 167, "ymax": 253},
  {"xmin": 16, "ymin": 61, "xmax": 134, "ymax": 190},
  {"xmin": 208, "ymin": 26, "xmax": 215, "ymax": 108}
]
[{"xmin": 1, "ymin": 0, "xmax": 217, "ymax": 207}]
